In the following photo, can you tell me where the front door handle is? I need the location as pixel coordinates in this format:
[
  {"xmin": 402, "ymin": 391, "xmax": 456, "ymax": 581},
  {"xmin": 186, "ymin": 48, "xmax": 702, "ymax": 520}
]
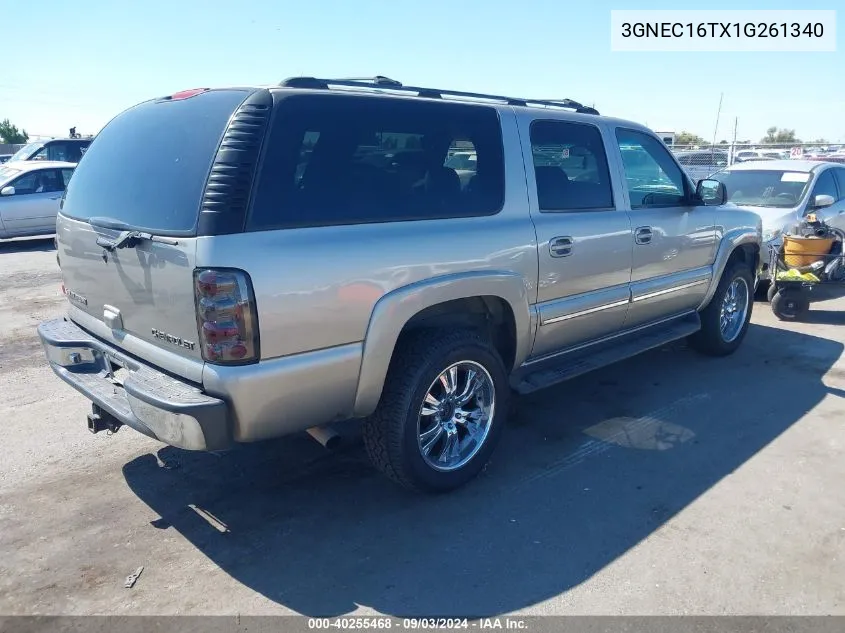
[
  {"xmin": 635, "ymin": 226, "xmax": 653, "ymax": 245},
  {"xmin": 549, "ymin": 236, "xmax": 573, "ymax": 257}
]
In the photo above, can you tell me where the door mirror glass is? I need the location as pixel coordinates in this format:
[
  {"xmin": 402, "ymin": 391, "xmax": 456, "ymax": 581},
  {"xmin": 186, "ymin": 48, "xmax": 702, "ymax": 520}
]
[
  {"xmin": 696, "ymin": 178, "xmax": 726, "ymax": 205},
  {"xmin": 0, "ymin": 185, "xmax": 15, "ymax": 196},
  {"xmin": 813, "ymin": 193, "xmax": 835, "ymax": 209}
]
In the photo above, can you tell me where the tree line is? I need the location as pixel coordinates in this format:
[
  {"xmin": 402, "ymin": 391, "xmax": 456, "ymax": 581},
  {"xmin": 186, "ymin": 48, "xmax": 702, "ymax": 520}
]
[
  {"xmin": 0, "ymin": 119, "xmax": 29, "ymax": 144},
  {"xmin": 674, "ymin": 127, "xmax": 832, "ymax": 149}
]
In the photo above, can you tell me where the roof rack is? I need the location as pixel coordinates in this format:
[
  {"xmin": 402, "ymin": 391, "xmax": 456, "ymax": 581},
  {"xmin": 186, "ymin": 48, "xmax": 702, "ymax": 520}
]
[{"xmin": 279, "ymin": 76, "xmax": 600, "ymax": 115}]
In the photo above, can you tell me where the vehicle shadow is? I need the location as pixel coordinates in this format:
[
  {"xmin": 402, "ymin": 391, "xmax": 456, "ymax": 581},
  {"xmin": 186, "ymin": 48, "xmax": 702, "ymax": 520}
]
[
  {"xmin": 802, "ymin": 309, "xmax": 845, "ymax": 326},
  {"xmin": 122, "ymin": 323, "xmax": 844, "ymax": 617},
  {"xmin": 0, "ymin": 236, "xmax": 55, "ymax": 253}
]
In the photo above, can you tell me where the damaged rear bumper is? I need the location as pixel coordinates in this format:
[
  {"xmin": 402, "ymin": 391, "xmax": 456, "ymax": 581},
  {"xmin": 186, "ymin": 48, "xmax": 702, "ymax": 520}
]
[{"xmin": 37, "ymin": 317, "xmax": 231, "ymax": 451}]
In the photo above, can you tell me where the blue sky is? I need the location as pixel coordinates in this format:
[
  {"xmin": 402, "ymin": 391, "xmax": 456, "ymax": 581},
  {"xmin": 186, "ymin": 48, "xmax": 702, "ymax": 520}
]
[{"xmin": 3, "ymin": 0, "xmax": 842, "ymax": 143}]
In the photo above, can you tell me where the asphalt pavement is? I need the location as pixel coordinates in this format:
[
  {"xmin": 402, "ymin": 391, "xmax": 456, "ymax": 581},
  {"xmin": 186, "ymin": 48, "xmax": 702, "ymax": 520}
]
[{"xmin": 1, "ymin": 236, "xmax": 843, "ymax": 616}]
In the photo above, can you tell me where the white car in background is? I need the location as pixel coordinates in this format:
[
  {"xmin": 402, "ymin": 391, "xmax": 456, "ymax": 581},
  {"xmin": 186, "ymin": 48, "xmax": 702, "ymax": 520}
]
[
  {"xmin": 735, "ymin": 149, "xmax": 788, "ymax": 162},
  {"xmin": 444, "ymin": 150, "xmax": 478, "ymax": 188},
  {"xmin": 0, "ymin": 161, "xmax": 76, "ymax": 239},
  {"xmin": 708, "ymin": 159, "xmax": 845, "ymax": 289}
]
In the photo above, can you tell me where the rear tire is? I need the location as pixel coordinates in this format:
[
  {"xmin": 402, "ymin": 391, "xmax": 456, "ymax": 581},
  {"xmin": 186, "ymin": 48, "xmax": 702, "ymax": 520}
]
[
  {"xmin": 362, "ymin": 329, "xmax": 509, "ymax": 493},
  {"xmin": 771, "ymin": 290, "xmax": 809, "ymax": 321},
  {"xmin": 689, "ymin": 262, "xmax": 754, "ymax": 357}
]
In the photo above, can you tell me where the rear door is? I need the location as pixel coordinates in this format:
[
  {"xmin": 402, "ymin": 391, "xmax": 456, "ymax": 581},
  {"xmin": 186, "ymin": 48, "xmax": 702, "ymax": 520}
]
[
  {"xmin": 519, "ymin": 116, "xmax": 633, "ymax": 359},
  {"xmin": 55, "ymin": 88, "xmax": 255, "ymax": 377}
]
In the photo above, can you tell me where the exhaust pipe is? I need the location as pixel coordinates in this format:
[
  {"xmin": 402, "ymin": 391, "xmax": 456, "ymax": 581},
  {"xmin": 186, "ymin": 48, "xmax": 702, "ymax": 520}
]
[{"xmin": 306, "ymin": 425, "xmax": 342, "ymax": 450}]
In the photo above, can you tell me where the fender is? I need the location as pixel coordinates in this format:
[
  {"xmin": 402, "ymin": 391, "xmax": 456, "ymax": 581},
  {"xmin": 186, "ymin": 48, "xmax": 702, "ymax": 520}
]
[
  {"xmin": 352, "ymin": 270, "xmax": 533, "ymax": 418},
  {"xmin": 698, "ymin": 223, "xmax": 762, "ymax": 310}
]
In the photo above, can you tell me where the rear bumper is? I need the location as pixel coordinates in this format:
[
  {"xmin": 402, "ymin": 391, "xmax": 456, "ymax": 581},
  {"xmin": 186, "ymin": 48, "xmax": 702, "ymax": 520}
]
[{"xmin": 37, "ymin": 318, "xmax": 231, "ymax": 450}]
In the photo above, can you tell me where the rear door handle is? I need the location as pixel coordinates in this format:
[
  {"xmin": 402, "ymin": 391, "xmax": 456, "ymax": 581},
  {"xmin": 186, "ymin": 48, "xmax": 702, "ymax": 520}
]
[
  {"xmin": 635, "ymin": 226, "xmax": 653, "ymax": 245},
  {"xmin": 549, "ymin": 236, "xmax": 573, "ymax": 257}
]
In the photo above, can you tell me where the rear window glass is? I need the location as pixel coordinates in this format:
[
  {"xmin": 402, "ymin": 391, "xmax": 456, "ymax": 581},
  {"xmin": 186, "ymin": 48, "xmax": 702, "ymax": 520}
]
[
  {"xmin": 60, "ymin": 89, "xmax": 249, "ymax": 234},
  {"xmin": 249, "ymin": 94, "xmax": 505, "ymax": 229}
]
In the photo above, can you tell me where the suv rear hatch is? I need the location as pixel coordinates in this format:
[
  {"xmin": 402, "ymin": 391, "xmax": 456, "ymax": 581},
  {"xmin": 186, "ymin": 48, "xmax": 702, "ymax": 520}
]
[{"xmin": 56, "ymin": 87, "xmax": 271, "ymax": 380}]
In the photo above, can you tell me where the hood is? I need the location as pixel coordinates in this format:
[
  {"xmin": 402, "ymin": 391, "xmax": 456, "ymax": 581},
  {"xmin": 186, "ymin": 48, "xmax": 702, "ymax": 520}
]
[{"xmin": 725, "ymin": 203, "xmax": 797, "ymax": 233}]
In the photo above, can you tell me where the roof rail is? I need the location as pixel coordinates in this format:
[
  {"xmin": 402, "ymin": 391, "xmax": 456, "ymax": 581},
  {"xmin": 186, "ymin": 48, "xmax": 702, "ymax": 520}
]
[{"xmin": 278, "ymin": 76, "xmax": 600, "ymax": 115}]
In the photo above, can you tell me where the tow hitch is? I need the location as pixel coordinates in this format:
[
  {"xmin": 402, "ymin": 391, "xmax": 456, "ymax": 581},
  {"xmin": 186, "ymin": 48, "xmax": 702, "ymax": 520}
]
[{"xmin": 87, "ymin": 405, "xmax": 123, "ymax": 434}]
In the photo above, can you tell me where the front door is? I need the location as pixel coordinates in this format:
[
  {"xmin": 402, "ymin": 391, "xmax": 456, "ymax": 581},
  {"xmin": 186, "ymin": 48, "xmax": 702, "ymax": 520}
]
[
  {"xmin": 519, "ymin": 117, "xmax": 633, "ymax": 359},
  {"xmin": 810, "ymin": 167, "xmax": 845, "ymax": 232},
  {"xmin": 612, "ymin": 128, "xmax": 717, "ymax": 329},
  {"xmin": 0, "ymin": 169, "xmax": 63, "ymax": 234}
]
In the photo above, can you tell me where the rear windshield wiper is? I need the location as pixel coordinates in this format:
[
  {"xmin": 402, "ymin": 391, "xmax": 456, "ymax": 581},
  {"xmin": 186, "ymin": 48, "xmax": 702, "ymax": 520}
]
[{"xmin": 88, "ymin": 217, "xmax": 179, "ymax": 251}]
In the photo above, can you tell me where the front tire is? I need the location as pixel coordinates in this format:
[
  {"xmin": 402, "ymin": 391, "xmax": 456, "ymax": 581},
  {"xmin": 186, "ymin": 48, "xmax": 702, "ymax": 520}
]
[
  {"xmin": 362, "ymin": 329, "xmax": 509, "ymax": 493},
  {"xmin": 689, "ymin": 262, "xmax": 754, "ymax": 356}
]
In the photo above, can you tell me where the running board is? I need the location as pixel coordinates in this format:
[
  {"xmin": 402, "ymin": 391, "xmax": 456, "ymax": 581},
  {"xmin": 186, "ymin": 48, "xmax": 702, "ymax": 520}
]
[{"xmin": 513, "ymin": 314, "xmax": 701, "ymax": 395}]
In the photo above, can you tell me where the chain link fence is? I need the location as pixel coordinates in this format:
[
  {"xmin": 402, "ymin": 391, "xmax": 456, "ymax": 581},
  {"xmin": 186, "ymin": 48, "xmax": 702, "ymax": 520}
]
[
  {"xmin": 667, "ymin": 142, "xmax": 844, "ymax": 168},
  {"xmin": 0, "ymin": 143, "xmax": 26, "ymax": 156}
]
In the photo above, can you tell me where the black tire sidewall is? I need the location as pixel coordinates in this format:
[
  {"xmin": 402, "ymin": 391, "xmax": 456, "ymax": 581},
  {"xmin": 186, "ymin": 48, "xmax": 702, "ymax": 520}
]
[
  {"xmin": 716, "ymin": 265, "xmax": 754, "ymax": 348},
  {"xmin": 400, "ymin": 338, "xmax": 509, "ymax": 492},
  {"xmin": 693, "ymin": 263, "xmax": 754, "ymax": 355},
  {"xmin": 771, "ymin": 290, "xmax": 809, "ymax": 321}
]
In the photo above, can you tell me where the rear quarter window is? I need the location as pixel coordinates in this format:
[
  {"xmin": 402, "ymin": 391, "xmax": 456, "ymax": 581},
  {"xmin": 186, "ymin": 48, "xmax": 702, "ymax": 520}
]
[{"xmin": 248, "ymin": 93, "xmax": 506, "ymax": 230}]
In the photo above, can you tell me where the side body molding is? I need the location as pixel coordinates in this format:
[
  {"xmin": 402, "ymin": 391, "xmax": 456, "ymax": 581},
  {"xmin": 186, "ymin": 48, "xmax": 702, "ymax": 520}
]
[
  {"xmin": 698, "ymin": 220, "xmax": 762, "ymax": 311},
  {"xmin": 352, "ymin": 271, "xmax": 534, "ymax": 417}
]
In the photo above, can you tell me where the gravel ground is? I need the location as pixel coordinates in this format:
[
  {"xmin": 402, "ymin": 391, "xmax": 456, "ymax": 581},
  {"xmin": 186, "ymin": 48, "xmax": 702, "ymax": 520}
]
[{"xmin": 1, "ymin": 236, "xmax": 843, "ymax": 616}]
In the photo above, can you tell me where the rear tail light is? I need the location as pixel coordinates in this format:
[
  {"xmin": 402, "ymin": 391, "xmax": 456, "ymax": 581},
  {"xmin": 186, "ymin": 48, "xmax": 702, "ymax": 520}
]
[{"xmin": 193, "ymin": 268, "xmax": 260, "ymax": 364}]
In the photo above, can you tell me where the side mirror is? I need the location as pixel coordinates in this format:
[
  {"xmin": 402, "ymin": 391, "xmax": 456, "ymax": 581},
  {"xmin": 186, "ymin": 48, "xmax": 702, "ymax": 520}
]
[
  {"xmin": 0, "ymin": 186, "xmax": 15, "ymax": 196},
  {"xmin": 813, "ymin": 194, "xmax": 835, "ymax": 209},
  {"xmin": 696, "ymin": 178, "xmax": 726, "ymax": 205}
]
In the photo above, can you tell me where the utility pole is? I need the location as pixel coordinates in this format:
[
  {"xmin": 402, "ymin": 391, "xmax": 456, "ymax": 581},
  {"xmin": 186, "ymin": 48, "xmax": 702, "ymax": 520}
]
[
  {"xmin": 711, "ymin": 92, "xmax": 723, "ymax": 164},
  {"xmin": 730, "ymin": 117, "xmax": 738, "ymax": 165}
]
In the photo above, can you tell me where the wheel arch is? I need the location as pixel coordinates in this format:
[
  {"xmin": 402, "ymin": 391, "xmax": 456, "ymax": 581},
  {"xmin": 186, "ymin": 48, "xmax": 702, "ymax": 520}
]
[
  {"xmin": 352, "ymin": 271, "xmax": 533, "ymax": 418},
  {"xmin": 698, "ymin": 228, "xmax": 761, "ymax": 311}
]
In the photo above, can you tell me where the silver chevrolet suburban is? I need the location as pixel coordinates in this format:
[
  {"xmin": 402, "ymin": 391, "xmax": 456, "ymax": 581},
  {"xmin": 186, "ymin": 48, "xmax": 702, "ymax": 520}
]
[{"xmin": 38, "ymin": 76, "xmax": 762, "ymax": 493}]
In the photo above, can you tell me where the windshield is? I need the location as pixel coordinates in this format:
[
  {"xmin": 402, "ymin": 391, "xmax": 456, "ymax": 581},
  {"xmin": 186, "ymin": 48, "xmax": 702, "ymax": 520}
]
[
  {"xmin": 8, "ymin": 142, "xmax": 43, "ymax": 162},
  {"xmin": 711, "ymin": 169, "xmax": 812, "ymax": 208}
]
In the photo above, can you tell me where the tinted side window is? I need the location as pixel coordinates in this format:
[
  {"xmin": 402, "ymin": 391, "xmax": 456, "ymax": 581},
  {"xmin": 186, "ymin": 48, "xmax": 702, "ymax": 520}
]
[
  {"xmin": 61, "ymin": 169, "xmax": 75, "ymax": 188},
  {"xmin": 65, "ymin": 143, "xmax": 84, "ymax": 163},
  {"xmin": 9, "ymin": 172, "xmax": 38, "ymax": 194},
  {"xmin": 48, "ymin": 143, "xmax": 70, "ymax": 162},
  {"xmin": 40, "ymin": 170, "xmax": 64, "ymax": 192},
  {"xmin": 529, "ymin": 120, "xmax": 613, "ymax": 211},
  {"xmin": 616, "ymin": 128, "xmax": 687, "ymax": 208},
  {"xmin": 811, "ymin": 170, "xmax": 837, "ymax": 201},
  {"xmin": 249, "ymin": 94, "xmax": 505, "ymax": 230},
  {"xmin": 834, "ymin": 169, "xmax": 845, "ymax": 201}
]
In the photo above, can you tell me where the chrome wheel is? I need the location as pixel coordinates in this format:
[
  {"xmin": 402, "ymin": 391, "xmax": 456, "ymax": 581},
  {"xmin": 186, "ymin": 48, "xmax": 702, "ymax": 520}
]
[
  {"xmin": 719, "ymin": 277, "xmax": 750, "ymax": 343},
  {"xmin": 417, "ymin": 360, "xmax": 496, "ymax": 472}
]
